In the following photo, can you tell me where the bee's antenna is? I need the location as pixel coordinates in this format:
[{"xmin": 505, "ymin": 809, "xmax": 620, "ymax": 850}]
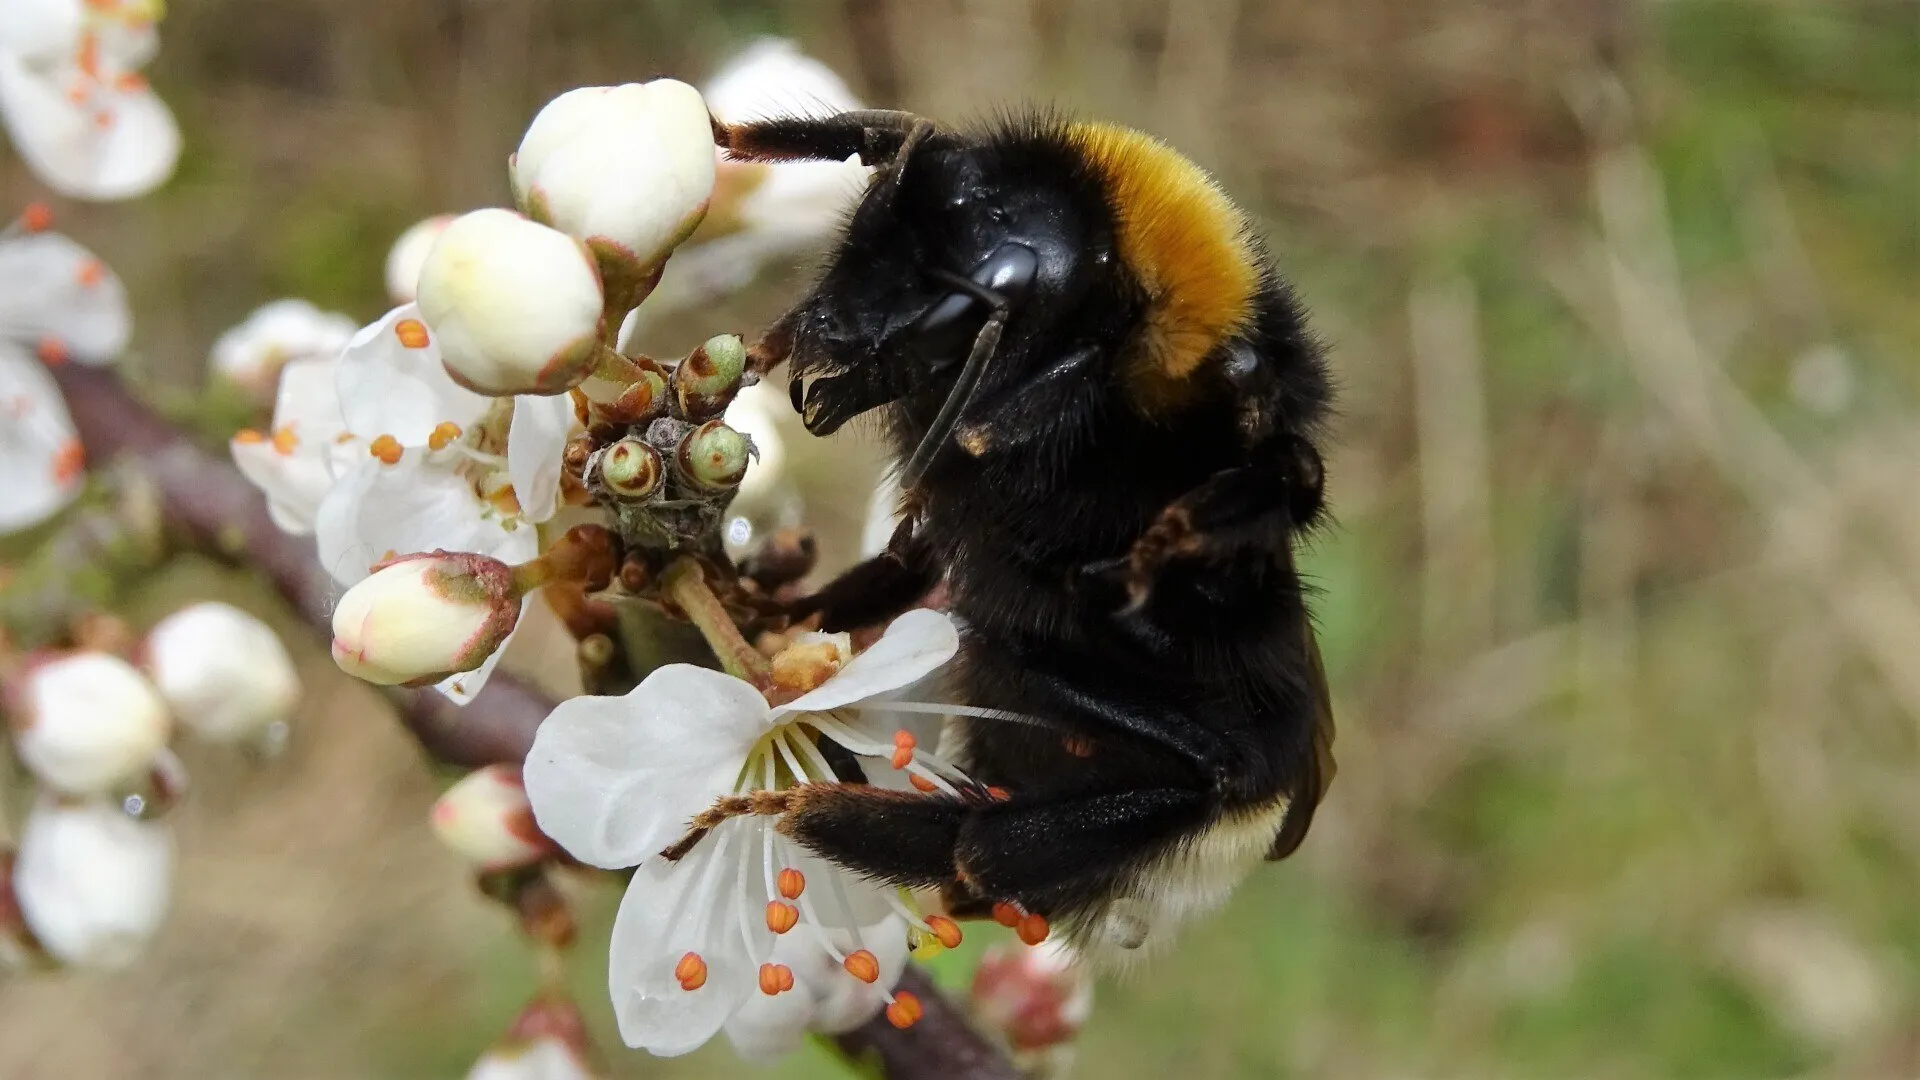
[{"xmin": 900, "ymin": 270, "xmax": 1009, "ymax": 490}]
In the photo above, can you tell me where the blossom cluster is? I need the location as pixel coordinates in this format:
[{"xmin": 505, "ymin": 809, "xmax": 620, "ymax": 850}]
[{"xmin": 3, "ymin": 602, "xmax": 299, "ymax": 969}]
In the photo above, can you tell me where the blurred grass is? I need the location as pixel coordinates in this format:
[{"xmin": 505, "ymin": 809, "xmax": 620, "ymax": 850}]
[{"xmin": 3, "ymin": 0, "xmax": 1918, "ymax": 1076}]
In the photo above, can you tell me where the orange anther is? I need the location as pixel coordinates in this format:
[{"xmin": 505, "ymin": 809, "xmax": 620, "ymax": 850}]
[
  {"xmin": 76, "ymin": 33, "xmax": 100, "ymax": 79},
  {"xmin": 393, "ymin": 318, "xmax": 431, "ymax": 349},
  {"xmin": 925, "ymin": 915, "xmax": 963, "ymax": 949},
  {"xmin": 909, "ymin": 773, "xmax": 938, "ymax": 793},
  {"xmin": 987, "ymin": 786, "xmax": 1011, "ymax": 802},
  {"xmin": 233, "ymin": 428, "xmax": 267, "ymax": 445},
  {"xmin": 51, "ymin": 440, "xmax": 85, "ymax": 484},
  {"xmin": 427, "ymin": 421, "xmax": 462, "ymax": 450},
  {"xmin": 20, "ymin": 203, "xmax": 53, "ymax": 232},
  {"xmin": 892, "ymin": 729, "xmax": 916, "ymax": 749},
  {"xmin": 765, "ymin": 900, "xmax": 799, "ymax": 934},
  {"xmin": 776, "ymin": 867, "xmax": 805, "ymax": 900},
  {"xmin": 885, "ymin": 991, "xmax": 923, "ymax": 1029},
  {"xmin": 369, "ymin": 434, "xmax": 403, "ymax": 465},
  {"xmin": 758, "ymin": 962, "xmax": 794, "ymax": 995},
  {"xmin": 1016, "ymin": 912, "xmax": 1051, "ymax": 946},
  {"xmin": 65, "ymin": 82, "xmax": 88, "ymax": 105},
  {"xmin": 1063, "ymin": 735, "xmax": 1094, "ymax": 758},
  {"xmin": 843, "ymin": 949, "xmax": 880, "ymax": 984},
  {"xmin": 36, "ymin": 337, "xmax": 68, "ymax": 365},
  {"xmin": 75, "ymin": 259, "xmax": 106, "ymax": 287},
  {"xmin": 270, "ymin": 426, "xmax": 298, "ymax": 455},
  {"xmin": 890, "ymin": 745, "xmax": 914, "ymax": 770},
  {"xmin": 991, "ymin": 902, "xmax": 1021, "ymax": 928},
  {"xmin": 673, "ymin": 951, "xmax": 707, "ymax": 991},
  {"xmin": 93, "ymin": 109, "xmax": 115, "ymax": 130},
  {"xmin": 112, "ymin": 72, "xmax": 147, "ymax": 93}
]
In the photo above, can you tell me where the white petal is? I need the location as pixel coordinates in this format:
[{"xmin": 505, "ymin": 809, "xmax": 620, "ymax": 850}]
[
  {"xmin": 722, "ymin": 969, "xmax": 820, "ymax": 1062},
  {"xmin": 809, "ymin": 918, "xmax": 911, "ymax": 1033},
  {"xmin": 0, "ymin": 54, "xmax": 178, "ymax": 201},
  {"xmin": 314, "ymin": 458, "xmax": 534, "ymax": 587},
  {"xmin": 229, "ymin": 358, "xmax": 350, "ymax": 535},
  {"xmin": 0, "ymin": 345, "xmax": 82, "ymax": 533},
  {"xmin": 507, "ymin": 395, "xmax": 572, "ymax": 525},
  {"xmin": 523, "ymin": 664, "xmax": 771, "ymax": 870},
  {"xmin": 336, "ymin": 304, "xmax": 490, "ymax": 446},
  {"xmin": 775, "ymin": 609, "xmax": 960, "ymax": 718},
  {"xmin": 464, "ymin": 1038, "xmax": 595, "ymax": 1080},
  {"xmin": 606, "ymin": 822, "xmax": 772, "ymax": 1055},
  {"xmin": 0, "ymin": 231, "xmax": 130, "ymax": 361},
  {"xmin": 0, "ymin": 0, "xmax": 84, "ymax": 66}
]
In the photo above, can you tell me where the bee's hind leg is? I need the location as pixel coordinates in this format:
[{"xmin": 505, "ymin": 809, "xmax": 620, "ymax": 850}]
[{"xmin": 684, "ymin": 780, "xmax": 1212, "ymax": 933}]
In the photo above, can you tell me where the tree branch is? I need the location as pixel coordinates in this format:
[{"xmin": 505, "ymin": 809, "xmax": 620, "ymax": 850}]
[{"xmin": 48, "ymin": 362, "xmax": 1019, "ymax": 1080}]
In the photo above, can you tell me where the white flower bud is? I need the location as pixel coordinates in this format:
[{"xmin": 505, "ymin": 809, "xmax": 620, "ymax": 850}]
[
  {"xmin": 331, "ymin": 551, "xmax": 523, "ymax": 687},
  {"xmin": 143, "ymin": 602, "xmax": 300, "ymax": 744},
  {"xmin": 14, "ymin": 797, "xmax": 173, "ymax": 970},
  {"xmin": 385, "ymin": 214, "xmax": 455, "ymax": 304},
  {"xmin": 208, "ymin": 299, "xmax": 357, "ymax": 405},
  {"xmin": 415, "ymin": 209, "xmax": 606, "ymax": 397},
  {"xmin": 9, "ymin": 652, "xmax": 171, "ymax": 796},
  {"xmin": 969, "ymin": 939, "xmax": 1093, "ymax": 1054},
  {"xmin": 510, "ymin": 81, "xmax": 716, "ymax": 278},
  {"xmin": 466, "ymin": 995, "xmax": 595, "ymax": 1080},
  {"xmin": 430, "ymin": 765, "xmax": 556, "ymax": 871}
]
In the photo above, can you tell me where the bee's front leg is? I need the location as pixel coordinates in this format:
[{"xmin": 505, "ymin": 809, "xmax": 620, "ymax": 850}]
[{"xmin": 1081, "ymin": 432, "xmax": 1324, "ymax": 615}]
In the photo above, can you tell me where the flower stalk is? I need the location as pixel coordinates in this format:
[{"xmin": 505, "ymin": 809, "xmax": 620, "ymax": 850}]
[{"xmin": 662, "ymin": 557, "xmax": 769, "ymax": 686}]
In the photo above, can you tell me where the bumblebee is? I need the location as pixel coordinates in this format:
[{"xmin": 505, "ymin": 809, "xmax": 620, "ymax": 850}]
[{"xmin": 713, "ymin": 109, "xmax": 1336, "ymax": 965}]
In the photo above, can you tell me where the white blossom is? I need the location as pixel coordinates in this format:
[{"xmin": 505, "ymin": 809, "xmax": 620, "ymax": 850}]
[
  {"xmin": 13, "ymin": 796, "xmax": 172, "ymax": 969},
  {"xmin": 142, "ymin": 601, "xmax": 300, "ymax": 744},
  {"xmin": 523, "ymin": 610, "xmax": 965, "ymax": 1056},
  {"xmin": 330, "ymin": 551, "xmax": 524, "ymax": 689},
  {"xmin": 208, "ymin": 298, "xmax": 356, "ymax": 405},
  {"xmin": 385, "ymin": 213, "xmax": 454, "ymax": 304},
  {"xmin": 415, "ymin": 209, "xmax": 606, "ymax": 397},
  {"xmin": 10, "ymin": 651, "xmax": 170, "ymax": 796},
  {"xmin": 0, "ymin": 0, "xmax": 179, "ymax": 200},
  {"xmin": 510, "ymin": 81, "xmax": 715, "ymax": 278},
  {"xmin": 430, "ymin": 764, "xmax": 556, "ymax": 871},
  {"xmin": 0, "ymin": 343, "xmax": 84, "ymax": 534}
]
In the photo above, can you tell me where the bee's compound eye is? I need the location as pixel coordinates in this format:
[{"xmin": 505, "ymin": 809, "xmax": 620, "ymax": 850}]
[{"xmin": 910, "ymin": 243, "xmax": 1040, "ymax": 370}]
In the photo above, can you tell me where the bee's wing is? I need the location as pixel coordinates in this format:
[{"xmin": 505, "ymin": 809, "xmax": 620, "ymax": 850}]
[{"xmin": 1267, "ymin": 619, "xmax": 1336, "ymax": 861}]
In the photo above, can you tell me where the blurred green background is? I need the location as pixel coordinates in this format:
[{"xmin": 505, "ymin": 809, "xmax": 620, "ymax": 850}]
[{"xmin": 2, "ymin": 0, "xmax": 1917, "ymax": 1076}]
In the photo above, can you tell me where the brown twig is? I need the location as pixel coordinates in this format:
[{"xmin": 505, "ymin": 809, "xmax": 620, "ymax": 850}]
[{"xmin": 48, "ymin": 362, "xmax": 1018, "ymax": 1080}]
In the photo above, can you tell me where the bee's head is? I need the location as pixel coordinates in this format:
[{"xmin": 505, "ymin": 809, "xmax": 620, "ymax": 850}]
[{"xmin": 783, "ymin": 130, "xmax": 1123, "ymax": 440}]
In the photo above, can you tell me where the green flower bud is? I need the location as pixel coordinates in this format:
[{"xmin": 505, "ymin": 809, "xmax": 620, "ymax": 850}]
[
  {"xmin": 674, "ymin": 334, "xmax": 747, "ymax": 419},
  {"xmin": 676, "ymin": 420, "xmax": 750, "ymax": 491},
  {"xmin": 595, "ymin": 438, "xmax": 664, "ymax": 500}
]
